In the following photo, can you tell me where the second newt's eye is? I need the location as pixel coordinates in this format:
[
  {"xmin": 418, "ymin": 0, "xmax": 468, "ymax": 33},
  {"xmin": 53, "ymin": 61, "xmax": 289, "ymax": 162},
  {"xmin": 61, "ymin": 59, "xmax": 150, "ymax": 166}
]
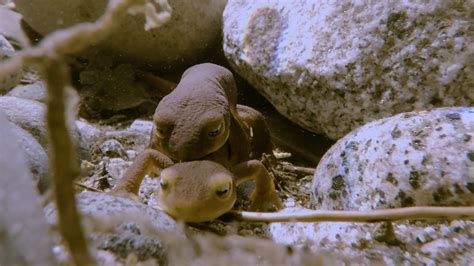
[
  {"xmin": 215, "ymin": 182, "xmax": 231, "ymax": 198},
  {"xmin": 208, "ymin": 120, "xmax": 224, "ymax": 137}
]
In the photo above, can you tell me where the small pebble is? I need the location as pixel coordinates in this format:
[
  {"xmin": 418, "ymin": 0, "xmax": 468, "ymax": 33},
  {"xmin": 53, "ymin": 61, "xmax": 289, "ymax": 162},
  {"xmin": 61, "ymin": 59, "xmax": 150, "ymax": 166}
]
[
  {"xmin": 285, "ymin": 198, "xmax": 296, "ymax": 208},
  {"xmin": 100, "ymin": 139, "xmax": 126, "ymax": 158},
  {"xmin": 129, "ymin": 119, "xmax": 153, "ymax": 134},
  {"xmin": 126, "ymin": 150, "xmax": 137, "ymax": 160}
]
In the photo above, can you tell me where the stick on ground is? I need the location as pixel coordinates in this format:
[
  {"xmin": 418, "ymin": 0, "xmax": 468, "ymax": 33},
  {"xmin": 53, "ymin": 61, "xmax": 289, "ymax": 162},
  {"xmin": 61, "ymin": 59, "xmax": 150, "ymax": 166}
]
[{"xmin": 230, "ymin": 206, "xmax": 474, "ymax": 223}]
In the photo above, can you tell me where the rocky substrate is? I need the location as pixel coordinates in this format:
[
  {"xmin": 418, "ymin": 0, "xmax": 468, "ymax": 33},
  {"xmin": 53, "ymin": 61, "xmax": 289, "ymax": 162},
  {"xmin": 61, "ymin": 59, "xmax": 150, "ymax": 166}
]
[
  {"xmin": 1, "ymin": 1, "xmax": 473, "ymax": 265},
  {"xmin": 224, "ymin": 0, "xmax": 474, "ymax": 140}
]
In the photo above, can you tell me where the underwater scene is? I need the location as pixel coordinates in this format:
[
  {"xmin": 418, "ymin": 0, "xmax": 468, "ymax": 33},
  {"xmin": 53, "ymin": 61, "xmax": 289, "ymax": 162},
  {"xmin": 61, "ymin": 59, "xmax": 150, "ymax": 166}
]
[{"xmin": 0, "ymin": 0, "xmax": 473, "ymax": 265}]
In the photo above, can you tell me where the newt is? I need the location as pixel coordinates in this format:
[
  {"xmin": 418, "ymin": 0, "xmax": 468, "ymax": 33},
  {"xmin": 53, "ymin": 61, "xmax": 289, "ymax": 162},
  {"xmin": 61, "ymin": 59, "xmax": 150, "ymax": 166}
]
[{"xmin": 111, "ymin": 63, "xmax": 282, "ymax": 222}]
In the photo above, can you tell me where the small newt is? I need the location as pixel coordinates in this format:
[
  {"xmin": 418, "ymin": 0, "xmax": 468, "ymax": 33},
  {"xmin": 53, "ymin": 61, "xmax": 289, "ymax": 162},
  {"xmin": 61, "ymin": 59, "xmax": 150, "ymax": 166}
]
[{"xmin": 112, "ymin": 63, "xmax": 282, "ymax": 221}]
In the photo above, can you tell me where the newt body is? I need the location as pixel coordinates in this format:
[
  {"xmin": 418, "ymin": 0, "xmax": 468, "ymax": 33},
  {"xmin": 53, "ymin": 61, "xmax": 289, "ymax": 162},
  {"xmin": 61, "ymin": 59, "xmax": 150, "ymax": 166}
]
[{"xmin": 112, "ymin": 63, "xmax": 282, "ymax": 222}]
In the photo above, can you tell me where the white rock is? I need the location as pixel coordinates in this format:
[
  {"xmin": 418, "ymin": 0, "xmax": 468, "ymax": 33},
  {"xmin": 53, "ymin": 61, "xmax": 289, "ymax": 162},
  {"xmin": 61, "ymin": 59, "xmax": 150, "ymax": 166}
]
[
  {"xmin": 13, "ymin": 0, "xmax": 228, "ymax": 67},
  {"xmin": 311, "ymin": 107, "xmax": 474, "ymax": 211},
  {"xmin": 223, "ymin": 0, "xmax": 474, "ymax": 140}
]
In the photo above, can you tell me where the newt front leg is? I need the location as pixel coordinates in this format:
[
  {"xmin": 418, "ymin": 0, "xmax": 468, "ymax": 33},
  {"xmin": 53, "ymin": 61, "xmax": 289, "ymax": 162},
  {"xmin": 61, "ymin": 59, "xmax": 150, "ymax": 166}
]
[
  {"xmin": 232, "ymin": 160, "xmax": 283, "ymax": 211},
  {"xmin": 110, "ymin": 149, "xmax": 173, "ymax": 202}
]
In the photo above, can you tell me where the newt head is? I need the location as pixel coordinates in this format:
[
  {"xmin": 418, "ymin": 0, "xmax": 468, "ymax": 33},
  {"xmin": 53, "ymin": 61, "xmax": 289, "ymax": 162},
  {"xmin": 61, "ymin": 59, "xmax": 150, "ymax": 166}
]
[
  {"xmin": 151, "ymin": 63, "xmax": 238, "ymax": 161},
  {"xmin": 156, "ymin": 160, "xmax": 237, "ymax": 222}
]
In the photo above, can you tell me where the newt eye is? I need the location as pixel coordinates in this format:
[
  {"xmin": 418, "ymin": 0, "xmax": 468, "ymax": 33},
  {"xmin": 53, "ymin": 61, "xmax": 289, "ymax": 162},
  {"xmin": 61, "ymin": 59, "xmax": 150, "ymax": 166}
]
[
  {"xmin": 155, "ymin": 127, "xmax": 167, "ymax": 139},
  {"xmin": 160, "ymin": 179, "xmax": 169, "ymax": 190},
  {"xmin": 215, "ymin": 182, "xmax": 231, "ymax": 198},
  {"xmin": 208, "ymin": 120, "xmax": 224, "ymax": 137}
]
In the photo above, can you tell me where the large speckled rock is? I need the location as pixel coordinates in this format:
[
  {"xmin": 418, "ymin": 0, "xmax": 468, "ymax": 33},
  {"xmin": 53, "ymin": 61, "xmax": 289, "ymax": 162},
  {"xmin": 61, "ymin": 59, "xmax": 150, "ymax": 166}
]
[
  {"xmin": 45, "ymin": 192, "xmax": 182, "ymax": 263},
  {"xmin": 45, "ymin": 192, "xmax": 180, "ymax": 235},
  {"xmin": 223, "ymin": 0, "xmax": 474, "ymax": 140},
  {"xmin": 267, "ymin": 209, "xmax": 474, "ymax": 264},
  {"xmin": 0, "ymin": 112, "xmax": 55, "ymax": 266},
  {"xmin": 311, "ymin": 107, "xmax": 474, "ymax": 211},
  {"xmin": 13, "ymin": 0, "xmax": 227, "ymax": 67}
]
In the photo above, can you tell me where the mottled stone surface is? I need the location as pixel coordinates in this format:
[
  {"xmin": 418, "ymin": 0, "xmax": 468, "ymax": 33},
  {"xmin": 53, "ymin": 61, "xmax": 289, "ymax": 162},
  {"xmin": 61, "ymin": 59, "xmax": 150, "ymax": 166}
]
[
  {"xmin": 7, "ymin": 121, "xmax": 49, "ymax": 192},
  {"xmin": 105, "ymin": 119, "xmax": 154, "ymax": 151},
  {"xmin": 0, "ymin": 112, "xmax": 56, "ymax": 265},
  {"xmin": 268, "ymin": 211, "xmax": 474, "ymax": 264},
  {"xmin": 311, "ymin": 107, "xmax": 474, "ymax": 211},
  {"xmin": 0, "ymin": 34, "xmax": 21, "ymax": 93},
  {"xmin": 0, "ymin": 96, "xmax": 92, "ymax": 190},
  {"xmin": 100, "ymin": 139, "xmax": 127, "ymax": 158},
  {"xmin": 0, "ymin": 96, "xmax": 90, "ymax": 158},
  {"xmin": 223, "ymin": 0, "xmax": 474, "ymax": 140},
  {"xmin": 77, "ymin": 62, "xmax": 157, "ymax": 118},
  {"xmin": 45, "ymin": 192, "xmax": 182, "ymax": 263},
  {"xmin": 0, "ymin": 6, "xmax": 30, "ymax": 48},
  {"xmin": 14, "ymin": 0, "xmax": 227, "ymax": 67},
  {"xmin": 7, "ymin": 82, "xmax": 47, "ymax": 102}
]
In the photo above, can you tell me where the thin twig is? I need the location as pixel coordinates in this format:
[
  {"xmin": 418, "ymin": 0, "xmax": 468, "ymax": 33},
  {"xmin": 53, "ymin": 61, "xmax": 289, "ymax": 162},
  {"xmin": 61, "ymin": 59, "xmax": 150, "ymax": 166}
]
[
  {"xmin": 230, "ymin": 206, "xmax": 474, "ymax": 223},
  {"xmin": 281, "ymin": 164, "xmax": 315, "ymax": 176},
  {"xmin": 7, "ymin": 1, "xmax": 172, "ymax": 265},
  {"xmin": 75, "ymin": 182, "xmax": 102, "ymax": 192},
  {"xmin": 44, "ymin": 59, "xmax": 94, "ymax": 265}
]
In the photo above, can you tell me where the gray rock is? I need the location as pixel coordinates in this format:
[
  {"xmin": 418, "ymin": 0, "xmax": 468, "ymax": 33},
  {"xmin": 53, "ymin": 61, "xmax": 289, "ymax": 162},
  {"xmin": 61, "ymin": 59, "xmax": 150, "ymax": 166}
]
[
  {"xmin": 7, "ymin": 81, "xmax": 47, "ymax": 102},
  {"xmin": 75, "ymin": 119, "xmax": 102, "ymax": 145},
  {"xmin": 0, "ymin": 96, "xmax": 49, "ymax": 148},
  {"xmin": 14, "ymin": 0, "xmax": 227, "ymax": 67},
  {"xmin": 0, "ymin": 96, "xmax": 90, "ymax": 160},
  {"xmin": 0, "ymin": 6, "xmax": 30, "ymax": 48},
  {"xmin": 94, "ymin": 223, "xmax": 168, "ymax": 264},
  {"xmin": 0, "ymin": 112, "xmax": 56, "ymax": 266},
  {"xmin": 129, "ymin": 119, "xmax": 154, "ymax": 136},
  {"xmin": 0, "ymin": 34, "xmax": 21, "ymax": 93},
  {"xmin": 105, "ymin": 119, "xmax": 153, "ymax": 151},
  {"xmin": 223, "ymin": 0, "xmax": 474, "ymax": 140},
  {"xmin": 100, "ymin": 139, "xmax": 126, "ymax": 158},
  {"xmin": 267, "ymin": 208, "xmax": 474, "ymax": 264},
  {"xmin": 126, "ymin": 150, "xmax": 137, "ymax": 160},
  {"xmin": 78, "ymin": 63, "xmax": 156, "ymax": 117},
  {"xmin": 45, "ymin": 192, "xmax": 182, "ymax": 263},
  {"xmin": 270, "ymin": 107, "xmax": 474, "ymax": 263},
  {"xmin": 7, "ymin": 121, "xmax": 49, "ymax": 192},
  {"xmin": 106, "ymin": 157, "xmax": 131, "ymax": 181},
  {"xmin": 76, "ymin": 192, "xmax": 179, "ymax": 234},
  {"xmin": 311, "ymin": 107, "xmax": 474, "ymax": 210}
]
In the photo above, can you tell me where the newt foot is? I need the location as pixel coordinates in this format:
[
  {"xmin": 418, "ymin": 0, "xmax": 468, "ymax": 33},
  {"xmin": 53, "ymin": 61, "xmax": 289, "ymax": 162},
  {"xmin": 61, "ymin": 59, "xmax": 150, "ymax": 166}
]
[
  {"xmin": 249, "ymin": 188, "xmax": 283, "ymax": 212},
  {"xmin": 109, "ymin": 190, "xmax": 143, "ymax": 203}
]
